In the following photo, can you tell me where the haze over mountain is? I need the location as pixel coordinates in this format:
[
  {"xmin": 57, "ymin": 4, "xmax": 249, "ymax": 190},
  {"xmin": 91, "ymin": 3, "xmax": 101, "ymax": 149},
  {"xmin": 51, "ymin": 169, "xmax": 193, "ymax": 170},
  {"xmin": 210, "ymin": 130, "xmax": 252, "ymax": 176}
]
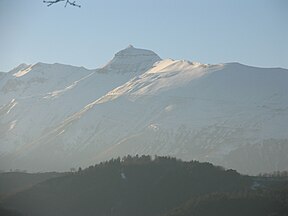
[{"xmin": 0, "ymin": 46, "xmax": 287, "ymax": 174}]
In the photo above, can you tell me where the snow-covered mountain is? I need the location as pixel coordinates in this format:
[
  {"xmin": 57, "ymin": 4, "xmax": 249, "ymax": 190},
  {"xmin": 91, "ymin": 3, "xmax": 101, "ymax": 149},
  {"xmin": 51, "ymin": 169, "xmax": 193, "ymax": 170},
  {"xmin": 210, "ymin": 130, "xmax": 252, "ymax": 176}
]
[{"xmin": 0, "ymin": 46, "xmax": 287, "ymax": 174}]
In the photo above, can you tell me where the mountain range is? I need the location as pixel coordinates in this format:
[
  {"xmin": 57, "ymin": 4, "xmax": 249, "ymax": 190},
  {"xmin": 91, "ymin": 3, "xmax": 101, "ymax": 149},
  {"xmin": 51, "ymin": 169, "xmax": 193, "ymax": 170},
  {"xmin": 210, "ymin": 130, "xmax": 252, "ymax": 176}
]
[{"xmin": 0, "ymin": 45, "xmax": 287, "ymax": 174}]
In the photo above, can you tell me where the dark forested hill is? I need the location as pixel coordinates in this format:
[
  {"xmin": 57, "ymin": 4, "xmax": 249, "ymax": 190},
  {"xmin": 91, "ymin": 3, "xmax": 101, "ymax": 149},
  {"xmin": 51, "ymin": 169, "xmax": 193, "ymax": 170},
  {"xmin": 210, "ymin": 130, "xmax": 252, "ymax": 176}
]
[
  {"xmin": 0, "ymin": 172, "xmax": 64, "ymax": 200},
  {"xmin": 164, "ymin": 190, "xmax": 288, "ymax": 216},
  {"xmin": 1, "ymin": 156, "xmax": 287, "ymax": 216},
  {"xmin": 0, "ymin": 206, "xmax": 22, "ymax": 216}
]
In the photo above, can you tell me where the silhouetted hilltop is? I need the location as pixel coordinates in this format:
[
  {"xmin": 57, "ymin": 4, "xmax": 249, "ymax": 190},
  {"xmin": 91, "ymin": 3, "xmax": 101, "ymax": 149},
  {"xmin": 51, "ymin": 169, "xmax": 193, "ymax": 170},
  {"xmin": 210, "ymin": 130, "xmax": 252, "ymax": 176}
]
[
  {"xmin": 1, "ymin": 156, "xmax": 287, "ymax": 216},
  {"xmin": 2, "ymin": 156, "xmax": 250, "ymax": 216}
]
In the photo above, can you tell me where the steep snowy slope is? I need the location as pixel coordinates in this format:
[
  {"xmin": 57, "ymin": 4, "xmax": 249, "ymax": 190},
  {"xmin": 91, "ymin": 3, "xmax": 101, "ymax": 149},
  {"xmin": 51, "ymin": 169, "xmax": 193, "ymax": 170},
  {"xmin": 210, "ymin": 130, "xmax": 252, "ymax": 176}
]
[
  {"xmin": 1, "ymin": 53, "xmax": 287, "ymax": 174},
  {"xmin": 0, "ymin": 63, "xmax": 92, "ymax": 152},
  {"xmin": 0, "ymin": 63, "xmax": 91, "ymax": 104},
  {"xmin": 0, "ymin": 46, "xmax": 160, "ymax": 159}
]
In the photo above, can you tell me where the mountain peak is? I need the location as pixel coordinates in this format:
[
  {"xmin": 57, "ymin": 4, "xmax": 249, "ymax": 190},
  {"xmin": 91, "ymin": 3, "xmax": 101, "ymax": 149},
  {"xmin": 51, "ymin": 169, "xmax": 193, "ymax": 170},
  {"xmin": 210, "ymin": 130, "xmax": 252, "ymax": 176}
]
[
  {"xmin": 127, "ymin": 44, "xmax": 134, "ymax": 48},
  {"xmin": 102, "ymin": 46, "xmax": 161, "ymax": 74},
  {"xmin": 114, "ymin": 45, "xmax": 160, "ymax": 58}
]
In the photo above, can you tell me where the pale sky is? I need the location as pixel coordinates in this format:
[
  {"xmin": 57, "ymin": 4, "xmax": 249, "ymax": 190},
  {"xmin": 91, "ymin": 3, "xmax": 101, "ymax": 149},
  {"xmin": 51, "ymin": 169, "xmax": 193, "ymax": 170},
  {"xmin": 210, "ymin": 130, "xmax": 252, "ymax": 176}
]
[{"xmin": 0, "ymin": 0, "xmax": 287, "ymax": 72}]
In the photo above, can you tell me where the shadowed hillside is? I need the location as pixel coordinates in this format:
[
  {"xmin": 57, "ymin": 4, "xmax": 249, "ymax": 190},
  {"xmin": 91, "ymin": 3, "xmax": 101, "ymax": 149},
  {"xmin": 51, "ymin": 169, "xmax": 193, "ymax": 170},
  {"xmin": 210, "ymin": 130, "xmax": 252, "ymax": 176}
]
[
  {"xmin": 2, "ymin": 155, "xmax": 250, "ymax": 216},
  {"xmin": 1, "ymin": 156, "xmax": 287, "ymax": 216},
  {"xmin": 0, "ymin": 172, "xmax": 64, "ymax": 200},
  {"xmin": 164, "ymin": 190, "xmax": 288, "ymax": 216}
]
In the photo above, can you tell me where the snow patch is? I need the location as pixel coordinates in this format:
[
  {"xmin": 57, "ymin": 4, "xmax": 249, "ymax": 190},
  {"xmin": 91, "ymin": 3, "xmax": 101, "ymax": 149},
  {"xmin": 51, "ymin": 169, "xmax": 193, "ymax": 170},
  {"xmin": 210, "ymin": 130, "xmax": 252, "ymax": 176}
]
[
  {"xmin": 6, "ymin": 99, "xmax": 17, "ymax": 114},
  {"xmin": 13, "ymin": 64, "xmax": 33, "ymax": 77},
  {"xmin": 57, "ymin": 129, "xmax": 65, "ymax": 135},
  {"xmin": 9, "ymin": 120, "xmax": 17, "ymax": 131},
  {"xmin": 121, "ymin": 172, "xmax": 127, "ymax": 180},
  {"xmin": 165, "ymin": 105, "xmax": 175, "ymax": 112},
  {"xmin": 148, "ymin": 123, "xmax": 159, "ymax": 131}
]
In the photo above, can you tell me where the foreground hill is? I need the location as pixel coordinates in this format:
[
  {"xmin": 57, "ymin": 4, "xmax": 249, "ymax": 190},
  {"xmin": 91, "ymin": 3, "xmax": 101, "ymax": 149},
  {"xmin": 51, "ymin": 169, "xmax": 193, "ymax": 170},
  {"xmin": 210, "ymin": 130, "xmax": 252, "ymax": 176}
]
[
  {"xmin": 1, "ymin": 156, "xmax": 250, "ymax": 216},
  {"xmin": 1, "ymin": 156, "xmax": 287, "ymax": 216},
  {"xmin": 1, "ymin": 46, "xmax": 287, "ymax": 174},
  {"xmin": 0, "ymin": 172, "xmax": 64, "ymax": 200},
  {"xmin": 164, "ymin": 190, "xmax": 288, "ymax": 216}
]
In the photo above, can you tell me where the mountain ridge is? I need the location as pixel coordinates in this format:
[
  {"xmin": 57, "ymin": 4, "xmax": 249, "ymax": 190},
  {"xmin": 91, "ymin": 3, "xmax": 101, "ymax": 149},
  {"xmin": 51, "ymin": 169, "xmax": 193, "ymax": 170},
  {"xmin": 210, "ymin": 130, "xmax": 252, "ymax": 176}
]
[{"xmin": 0, "ymin": 46, "xmax": 287, "ymax": 174}]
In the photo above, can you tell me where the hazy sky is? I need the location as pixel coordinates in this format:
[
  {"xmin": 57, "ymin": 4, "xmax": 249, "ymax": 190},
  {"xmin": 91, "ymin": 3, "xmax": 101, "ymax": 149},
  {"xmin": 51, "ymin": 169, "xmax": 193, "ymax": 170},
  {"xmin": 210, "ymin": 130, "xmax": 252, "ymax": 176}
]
[{"xmin": 0, "ymin": 0, "xmax": 287, "ymax": 72}]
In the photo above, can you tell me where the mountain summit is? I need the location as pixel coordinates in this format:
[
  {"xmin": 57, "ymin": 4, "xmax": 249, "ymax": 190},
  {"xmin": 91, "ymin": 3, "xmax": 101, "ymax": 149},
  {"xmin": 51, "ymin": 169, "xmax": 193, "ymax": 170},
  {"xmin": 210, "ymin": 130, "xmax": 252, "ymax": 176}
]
[{"xmin": 102, "ymin": 45, "xmax": 161, "ymax": 74}]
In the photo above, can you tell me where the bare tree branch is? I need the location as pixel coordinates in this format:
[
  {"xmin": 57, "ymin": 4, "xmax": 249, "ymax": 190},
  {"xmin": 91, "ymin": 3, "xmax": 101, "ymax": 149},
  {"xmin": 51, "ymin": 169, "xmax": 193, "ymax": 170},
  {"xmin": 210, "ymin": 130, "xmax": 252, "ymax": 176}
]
[
  {"xmin": 43, "ymin": 0, "xmax": 81, "ymax": 8},
  {"xmin": 43, "ymin": 0, "xmax": 65, "ymax": 7}
]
